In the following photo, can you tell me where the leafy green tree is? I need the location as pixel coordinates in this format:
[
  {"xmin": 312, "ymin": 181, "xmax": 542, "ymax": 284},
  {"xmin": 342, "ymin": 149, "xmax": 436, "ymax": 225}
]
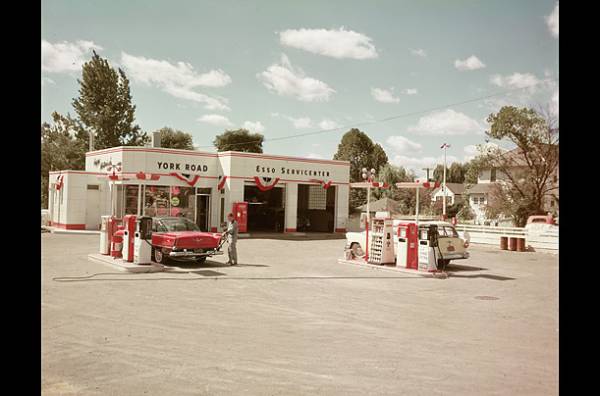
[
  {"xmin": 214, "ymin": 129, "xmax": 264, "ymax": 153},
  {"xmin": 154, "ymin": 127, "xmax": 194, "ymax": 150},
  {"xmin": 481, "ymin": 106, "xmax": 559, "ymax": 226},
  {"xmin": 72, "ymin": 51, "xmax": 147, "ymax": 149},
  {"xmin": 433, "ymin": 162, "xmax": 466, "ymax": 183},
  {"xmin": 333, "ymin": 129, "xmax": 389, "ymax": 209},
  {"xmin": 372, "ymin": 164, "xmax": 413, "ymax": 200},
  {"xmin": 41, "ymin": 112, "xmax": 87, "ymax": 208}
]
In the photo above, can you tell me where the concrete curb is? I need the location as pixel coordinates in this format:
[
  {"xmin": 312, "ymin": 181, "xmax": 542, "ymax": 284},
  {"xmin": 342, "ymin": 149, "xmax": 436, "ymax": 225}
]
[
  {"xmin": 46, "ymin": 227, "xmax": 100, "ymax": 235},
  {"xmin": 336, "ymin": 258, "xmax": 433, "ymax": 278},
  {"xmin": 88, "ymin": 253, "xmax": 166, "ymax": 273}
]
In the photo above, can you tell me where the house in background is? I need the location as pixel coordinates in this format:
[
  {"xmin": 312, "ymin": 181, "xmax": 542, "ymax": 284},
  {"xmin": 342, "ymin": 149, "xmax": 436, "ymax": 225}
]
[
  {"xmin": 430, "ymin": 183, "xmax": 466, "ymax": 206},
  {"xmin": 464, "ymin": 183, "xmax": 493, "ymax": 224}
]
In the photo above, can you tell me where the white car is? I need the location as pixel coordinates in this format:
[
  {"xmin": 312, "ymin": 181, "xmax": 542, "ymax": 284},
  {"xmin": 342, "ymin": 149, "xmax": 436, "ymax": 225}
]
[{"xmin": 345, "ymin": 220, "xmax": 470, "ymax": 267}]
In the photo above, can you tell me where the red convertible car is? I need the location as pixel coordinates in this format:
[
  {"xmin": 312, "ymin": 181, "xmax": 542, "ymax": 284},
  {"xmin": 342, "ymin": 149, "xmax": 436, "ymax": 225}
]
[{"xmin": 151, "ymin": 217, "xmax": 224, "ymax": 264}]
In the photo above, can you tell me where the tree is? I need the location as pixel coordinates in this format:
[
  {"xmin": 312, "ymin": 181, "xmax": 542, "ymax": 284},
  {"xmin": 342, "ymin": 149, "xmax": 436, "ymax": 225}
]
[
  {"xmin": 480, "ymin": 106, "xmax": 559, "ymax": 226},
  {"xmin": 214, "ymin": 129, "xmax": 264, "ymax": 153},
  {"xmin": 433, "ymin": 162, "xmax": 466, "ymax": 183},
  {"xmin": 333, "ymin": 128, "xmax": 389, "ymax": 208},
  {"xmin": 154, "ymin": 127, "xmax": 194, "ymax": 150},
  {"xmin": 372, "ymin": 164, "xmax": 413, "ymax": 201},
  {"xmin": 72, "ymin": 51, "xmax": 147, "ymax": 149},
  {"xmin": 41, "ymin": 112, "xmax": 87, "ymax": 208}
]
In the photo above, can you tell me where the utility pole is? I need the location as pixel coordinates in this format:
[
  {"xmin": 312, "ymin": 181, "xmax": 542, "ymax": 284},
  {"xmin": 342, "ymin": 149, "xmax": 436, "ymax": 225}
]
[{"xmin": 440, "ymin": 143, "xmax": 450, "ymax": 219}]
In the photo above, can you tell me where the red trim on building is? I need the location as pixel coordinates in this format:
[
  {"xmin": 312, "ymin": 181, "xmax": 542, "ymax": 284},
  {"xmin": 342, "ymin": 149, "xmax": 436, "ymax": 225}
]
[
  {"xmin": 51, "ymin": 222, "xmax": 86, "ymax": 230},
  {"xmin": 227, "ymin": 175, "xmax": 348, "ymax": 185},
  {"xmin": 285, "ymin": 228, "xmax": 297, "ymax": 233},
  {"xmin": 335, "ymin": 228, "xmax": 347, "ymax": 233}
]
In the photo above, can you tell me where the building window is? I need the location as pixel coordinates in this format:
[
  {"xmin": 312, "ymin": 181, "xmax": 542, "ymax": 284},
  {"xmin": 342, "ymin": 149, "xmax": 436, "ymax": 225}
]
[
  {"xmin": 170, "ymin": 186, "xmax": 195, "ymax": 219},
  {"xmin": 490, "ymin": 168, "xmax": 497, "ymax": 182},
  {"xmin": 124, "ymin": 185, "xmax": 139, "ymax": 215},
  {"xmin": 87, "ymin": 184, "xmax": 99, "ymax": 190},
  {"xmin": 308, "ymin": 185, "xmax": 327, "ymax": 210},
  {"xmin": 144, "ymin": 185, "xmax": 170, "ymax": 217}
]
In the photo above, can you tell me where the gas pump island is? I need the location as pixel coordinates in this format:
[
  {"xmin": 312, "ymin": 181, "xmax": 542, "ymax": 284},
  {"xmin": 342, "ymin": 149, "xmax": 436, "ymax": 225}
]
[{"xmin": 344, "ymin": 179, "xmax": 457, "ymax": 273}]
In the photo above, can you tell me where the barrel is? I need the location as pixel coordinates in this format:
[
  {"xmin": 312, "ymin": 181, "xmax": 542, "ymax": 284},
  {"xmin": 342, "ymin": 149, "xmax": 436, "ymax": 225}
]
[
  {"xmin": 516, "ymin": 237, "xmax": 526, "ymax": 252},
  {"xmin": 508, "ymin": 237, "xmax": 517, "ymax": 251},
  {"xmin": 500, "ymin": 236, "xmax": 508, "ymax": 250}
]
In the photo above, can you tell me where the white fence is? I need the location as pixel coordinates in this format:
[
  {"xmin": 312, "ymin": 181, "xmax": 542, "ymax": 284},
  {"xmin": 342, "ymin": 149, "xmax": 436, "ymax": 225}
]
[{"xmin": 455, "ymin": 224, "xmax": 558, "ymax": 251}]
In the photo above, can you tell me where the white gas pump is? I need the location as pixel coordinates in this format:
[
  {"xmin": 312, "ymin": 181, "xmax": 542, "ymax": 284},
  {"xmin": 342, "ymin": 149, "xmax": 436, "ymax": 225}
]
[
  {"xmin": 133, "ymin": 216, "xmax": 153, "ymax": 264},
  {"xmin": 99, "ymin": 215, "xmax": 111, "ymax": 255},
  {"xmin": 418, "ymin": 224, "xmax": 438, "ymax": 272},
  {"xmin": 368, "ymin": 218, "xmax": 395, "ymax": 265}
]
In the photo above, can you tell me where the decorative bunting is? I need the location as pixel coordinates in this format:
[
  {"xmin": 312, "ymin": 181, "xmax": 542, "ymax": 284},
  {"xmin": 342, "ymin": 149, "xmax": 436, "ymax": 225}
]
[
  {"xmin": 170, "ymin": 172, "xmax": 200, "ymax": 187},
  {"xmin": 309, "ymin": 178, "xmax": 333, "ymax": 189},
  {"xmin": 217, "ymin": 176, "xmax": 228, "ymax": 190},
  {"xmin": 370, "ymin": 182, "xmax": 390, "ymax": 189},
  {"xmin": 55, "ymin": 175, "xmax": 64, "ymax": 191},
  {"xmin": 135, "ymin": 172, "xmax": 160, "ymax": 181},
  {"xmin": 253, "ymin": 176, "xmax": 280, "ymax": 191}
]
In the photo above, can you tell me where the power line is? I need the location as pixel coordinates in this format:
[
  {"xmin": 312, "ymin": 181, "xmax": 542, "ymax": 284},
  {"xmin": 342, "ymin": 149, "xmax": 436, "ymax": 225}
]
[{"xmin": 198, "ymin": 77, "xmax": 557, "ymax": 149}]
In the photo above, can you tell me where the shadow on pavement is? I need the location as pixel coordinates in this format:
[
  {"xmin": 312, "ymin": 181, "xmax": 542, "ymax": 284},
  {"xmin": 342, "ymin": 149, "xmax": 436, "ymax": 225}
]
[
  {"xmin": 449, "ymin": 274, "xmax": 516, "ymax": 281},
  {"xmin": 446, "ymin": 264, "xmax": 487, "ymax": 272}
]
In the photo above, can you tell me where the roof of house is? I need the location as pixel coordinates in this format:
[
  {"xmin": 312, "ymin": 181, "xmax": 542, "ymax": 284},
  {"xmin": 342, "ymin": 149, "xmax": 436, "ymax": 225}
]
[
  {"xmin": 465, "ymin": 183, "xmax": 494, "ymax": 194},
  {"xmin": 432, "ymin": 183, "xmax": 467, "ymax": 195},
  {"xmin": 357, "ymin": 197, "xmax": 402, "ymax": 213}
]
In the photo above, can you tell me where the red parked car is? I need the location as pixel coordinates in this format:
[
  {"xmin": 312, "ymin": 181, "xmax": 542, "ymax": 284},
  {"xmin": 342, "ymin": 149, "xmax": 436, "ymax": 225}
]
[{"xmin": 151, "ymin": 217, "xmax": 224, "ymax": 264}]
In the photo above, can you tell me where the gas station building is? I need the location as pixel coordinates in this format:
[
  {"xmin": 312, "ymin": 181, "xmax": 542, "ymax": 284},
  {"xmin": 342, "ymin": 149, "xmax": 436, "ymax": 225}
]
[{"xmin": 48, "ymin": 146, "xmax": 350, "ymax": 233}]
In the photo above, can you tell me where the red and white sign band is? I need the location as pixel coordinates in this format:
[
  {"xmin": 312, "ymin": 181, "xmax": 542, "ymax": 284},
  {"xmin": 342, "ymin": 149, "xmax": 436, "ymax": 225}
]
[
  {"xmin": 170, "ymin": 172, "xmax": 200, "ymax": 187},
  {"xmin": 254, "ymin": 176, "xmax": 280, "ymax": 191}
]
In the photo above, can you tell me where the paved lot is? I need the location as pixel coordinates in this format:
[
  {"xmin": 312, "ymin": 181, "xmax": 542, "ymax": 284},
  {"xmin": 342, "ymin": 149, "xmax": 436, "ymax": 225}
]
[{"xmin": 42, "ymin": 233, "xmax": 558, "ymax": 395}]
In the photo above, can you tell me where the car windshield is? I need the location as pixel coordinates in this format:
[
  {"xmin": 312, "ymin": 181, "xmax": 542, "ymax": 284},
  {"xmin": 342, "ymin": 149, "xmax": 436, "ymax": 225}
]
[{"xmin": 155, "ymin": 217, "xmax": 200, "ymax": 232}]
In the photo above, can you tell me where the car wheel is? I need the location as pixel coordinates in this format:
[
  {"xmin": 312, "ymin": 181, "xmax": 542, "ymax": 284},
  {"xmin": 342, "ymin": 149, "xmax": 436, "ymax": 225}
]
[
  {"xmin": 350, "ymin": 242, "xmax": 363, "ymax": 257},
  {"xmin": 154, "ymin": 248, "xmax": 167, "ymax": 264}
]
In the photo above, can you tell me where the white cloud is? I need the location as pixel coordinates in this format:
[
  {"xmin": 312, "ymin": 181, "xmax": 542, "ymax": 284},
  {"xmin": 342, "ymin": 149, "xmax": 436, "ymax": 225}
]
[
  {"xmin": 305, "ymin": 153, "xmax": 324, "ymax": 159},
  {"xmin": 408, "ymin": 109, "xmax": 483, "ymax": 135},
  {"xmin": 371, "ymin": 87, "xmax": 400, "ymax": 103},
  {"xmin": 490, "ymin": 72, "xmax": 541, "ymax": 91},
  {"xmin": 454, "ymin": 55, "xmax": 486, "ymax": 71},
  {"xmin": 402, "ymin": 88, "xmax": 418, "ymax": 95},
  {"xmin": 258, "ymin": 55, "xmax": 335, "ymax": 102},
  {"xmin": 197, "ymin": 114, "xmax": 233, "ymax": 127},
  {"xmin": 279, "ymin": 27, "xmax": 378, "ymax": 59},
  {"xmin": 121, "ymin": 52, "xmax": 231, "ymax": 111},
  {"xmin": 410, "ymin": 48, "xmax": 427, "ymax": 57},
  {"xmin": 42, "ymin": 40, "xmax": 103, "ymax": 73},
  {"xmin": 242, "ymin": 121, "xmax": 265, "ymax": 133},
  {"xmin": 546, "ymin": 3, "xmax": 559, "ymax": 38},
  {"xmin": 386, "ymin": 135, "xmax": 422, "ymax": 155},
  {"xmin": 290, "ymin": 116, "xmax": 313, "ymax": 129},
  {"xmin": 41, "ymin": 77, "xmax": 55, "ymax": 86},
  {"xmin": 318, "ymin": 119, "xmax": 341, "ymax": 130}
]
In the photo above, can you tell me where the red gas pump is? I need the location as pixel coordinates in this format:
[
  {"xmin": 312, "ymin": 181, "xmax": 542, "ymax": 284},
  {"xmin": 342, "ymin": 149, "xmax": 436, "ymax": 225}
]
[
  {"xmin": 122, "ymin": 215, "xmax": 137, "ymax": 262},
  {"xmin": 397, "ymin": 222, "xmax": 418, "ymax": 269},
  {"xmin": 107, "ymin": 217, "xmax": 120, "ymax": 250},
  {"xmin": 232, "ymin": 202, "xmax": 248, "ymax": 233}
]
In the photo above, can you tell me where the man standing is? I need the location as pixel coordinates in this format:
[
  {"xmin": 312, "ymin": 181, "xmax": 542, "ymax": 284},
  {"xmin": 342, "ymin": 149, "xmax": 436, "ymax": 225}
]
[{"xmin": 224, "ymin": 213, "xmax": 238, "ymax": 266}]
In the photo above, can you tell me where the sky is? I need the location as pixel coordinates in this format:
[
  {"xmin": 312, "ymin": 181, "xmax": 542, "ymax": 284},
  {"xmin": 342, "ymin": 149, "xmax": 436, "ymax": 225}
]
[{"xmin": 41, "ymin": 0, "xmax": 558, "ymax": 177}]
